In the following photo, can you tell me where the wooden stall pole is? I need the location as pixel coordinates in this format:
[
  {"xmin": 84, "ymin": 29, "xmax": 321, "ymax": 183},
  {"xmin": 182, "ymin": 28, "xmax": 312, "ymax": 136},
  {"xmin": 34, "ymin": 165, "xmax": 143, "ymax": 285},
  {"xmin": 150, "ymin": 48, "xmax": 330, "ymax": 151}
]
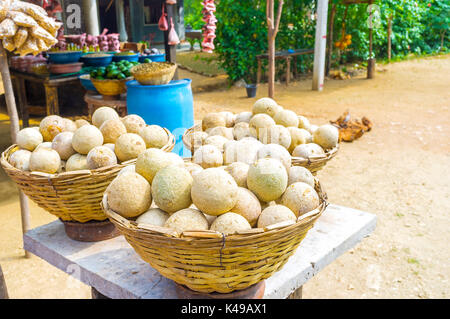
[
  {"xmin": 266, "ymin": 0, "xmax": 284, "ymax": 98},
  {"xmin": 326, "ymin": 3, "xmax": 337, "ymax": 76},
  {"xmin": 82, "ymin": 0, "xmax": 100, "ymax": 36},
  {"xmin": 164, "ymin": 2, "xmax": 179, "ymax": 80},
  {"xmin": 312, "ymin": 0, "xmax": 329, "ymax": 91},
  {"xmin": 0, "ymin": 45, "xmax": 31, "ymax": 258}
]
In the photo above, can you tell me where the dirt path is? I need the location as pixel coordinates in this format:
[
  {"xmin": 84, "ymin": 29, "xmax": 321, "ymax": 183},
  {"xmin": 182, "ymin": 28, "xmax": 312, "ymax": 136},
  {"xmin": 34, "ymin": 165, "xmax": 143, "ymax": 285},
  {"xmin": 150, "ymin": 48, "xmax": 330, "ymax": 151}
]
[{"xmin": 1, "ymin": 55, "xmax": 449, "ymax": 298}]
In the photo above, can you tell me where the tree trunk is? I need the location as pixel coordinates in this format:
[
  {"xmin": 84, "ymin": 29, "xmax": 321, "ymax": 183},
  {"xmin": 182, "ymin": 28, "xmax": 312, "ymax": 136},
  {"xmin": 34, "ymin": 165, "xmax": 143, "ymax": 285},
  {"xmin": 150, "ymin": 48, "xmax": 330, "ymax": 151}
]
[
  {"xmin": 326, "ymin": 3, "xmax": 336, "ymax": 76},
  {"xmin": 387, "ymin": 15, "xmax": 392, "ymax": 61},
  {"xmin": 268, "ymin": 29, "xmax": 275, "ymax": 98},
  {"xmin": 266, "ymin": 0, "xmax": 283, "ymax": 98}
]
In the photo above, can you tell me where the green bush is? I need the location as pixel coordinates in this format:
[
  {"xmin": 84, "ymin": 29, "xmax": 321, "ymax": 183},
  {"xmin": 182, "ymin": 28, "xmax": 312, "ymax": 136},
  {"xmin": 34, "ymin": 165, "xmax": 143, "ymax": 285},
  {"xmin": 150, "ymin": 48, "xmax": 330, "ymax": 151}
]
[{"xmin": 215, "ymin": 0, "xmax": 267, "ymax": 83}]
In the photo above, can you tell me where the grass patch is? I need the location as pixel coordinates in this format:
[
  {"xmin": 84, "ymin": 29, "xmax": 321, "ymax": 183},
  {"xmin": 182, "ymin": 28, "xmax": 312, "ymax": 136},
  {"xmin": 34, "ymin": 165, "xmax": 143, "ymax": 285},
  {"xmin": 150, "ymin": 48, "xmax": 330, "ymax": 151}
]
[
  {"xmin": 407, "ymin": 258, "xmax": 420, "ymax": 265},
  {"xmin": 177, "ymin": 51, "xmax": 226, "ymax": 77}
]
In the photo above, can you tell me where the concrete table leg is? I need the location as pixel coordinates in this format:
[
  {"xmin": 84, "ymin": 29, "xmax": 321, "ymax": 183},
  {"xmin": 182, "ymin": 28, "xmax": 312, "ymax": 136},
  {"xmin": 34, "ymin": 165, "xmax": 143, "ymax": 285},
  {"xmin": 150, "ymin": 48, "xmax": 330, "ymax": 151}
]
[
  {"xmin": 91, "ymin": 287, "xmax": 110, "ymax": 299},
  {"xmin": 0, "ymin": 265, "xmax": 9, "ymax": 299},
  {"xmin": 175, "ymin": 281, "xmax": 266, "ymax": 299},
  {"xmin": 287, "ymin": 286, "xmax": 302, "ymax": 299}
]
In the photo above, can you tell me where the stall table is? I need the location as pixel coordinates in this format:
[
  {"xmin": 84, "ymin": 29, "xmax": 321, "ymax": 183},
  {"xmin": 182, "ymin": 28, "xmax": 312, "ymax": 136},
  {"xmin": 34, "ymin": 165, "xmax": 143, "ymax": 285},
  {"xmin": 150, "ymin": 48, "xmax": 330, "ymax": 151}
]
[
  {"xmin": 11, "ymin": 69, "xmax": 84, "ymax": 127},
  {"xmin": 23, "ymin": 204, "xmax": 376, "ymax": 299},
  {"xmin": 256, "ymin": 49, "xmax": 314, "ymax": 86},
  {"xmin": 84, "ymin": 92, "xmax": 128, "ymax": 118}
]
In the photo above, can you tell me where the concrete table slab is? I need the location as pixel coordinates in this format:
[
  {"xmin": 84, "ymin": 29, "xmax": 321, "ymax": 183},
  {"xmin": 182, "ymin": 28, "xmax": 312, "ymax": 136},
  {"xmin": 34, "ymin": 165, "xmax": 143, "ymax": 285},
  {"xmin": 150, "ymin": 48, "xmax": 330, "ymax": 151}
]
[{"xmin": 23, "ymin": 204, "xmax": 376, "ymax": 299}]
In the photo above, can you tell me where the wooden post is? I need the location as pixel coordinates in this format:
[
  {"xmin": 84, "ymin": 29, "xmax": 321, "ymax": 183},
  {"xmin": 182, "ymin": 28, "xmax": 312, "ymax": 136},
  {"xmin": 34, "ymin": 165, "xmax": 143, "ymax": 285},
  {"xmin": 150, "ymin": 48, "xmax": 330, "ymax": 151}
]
[
  {"xmin": 0, "ymin": 45, "xmax": 31, "ymax": 258},
  {"xmin": 266, "ymin": 0, "xmax": 284, "ymax": 98},
  {"xmin": 82, "ymin": 0, "xmax": 100, "ymax": 36},
  {"xmin": 387, "ymin": 14, "xmax": 392, "ymax": 61},
  {"xmin": 164, "ymin": 2, "xmax": 179, "ymax": 80},
  {"xmin": 257, "ymin": 57, "xmax": 262, "ymax": 85},
  {"xmin": 326, "ymin": 3, "xmax": 336, "ymax": 76},
  {"xmin": 285, "ymin": 57, "xmax": 290, "ymax": 86},
  {"xmin": 115, "ymin": 0, "xmax": 128, "ymax": 42},
  {"xmin": 312, "ymin": 0, "xmax": 329, "ymax": 91},
  {"xmin": 367, "ymin": 0, "xmax": 375, "ymax": 79}
]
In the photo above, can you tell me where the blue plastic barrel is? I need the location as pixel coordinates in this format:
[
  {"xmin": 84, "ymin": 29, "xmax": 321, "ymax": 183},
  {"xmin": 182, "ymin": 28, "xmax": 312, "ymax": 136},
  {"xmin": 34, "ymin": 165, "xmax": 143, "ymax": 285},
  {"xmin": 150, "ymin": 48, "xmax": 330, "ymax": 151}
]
[{"xmin": 126, "ymin": 79, "xmax": 194, "ymax": 157}]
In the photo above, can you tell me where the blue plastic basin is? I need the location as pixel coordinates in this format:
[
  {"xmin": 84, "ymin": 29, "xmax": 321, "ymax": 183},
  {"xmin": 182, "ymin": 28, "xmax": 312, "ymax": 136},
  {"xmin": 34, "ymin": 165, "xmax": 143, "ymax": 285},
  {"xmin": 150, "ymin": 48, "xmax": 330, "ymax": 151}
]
[
  {"xmin": 138, "ymin": 55, "xmax": 152, "ymax": 63},
  {"xmin": 80, "ymin": 54, "xmax": 113, "ymax": 67},
  {"xmin": 126, "ymin": 79, "xmax": 194, "ymax": 157},
  {"xmin": 113, "ymin": 53, "xmax": 140, "ymax": 63},
  {"xmin": 78, "ymin": 74, "xmax": 98, "ymax": 92},
  {"xmin": 47, "ymin": 51, "xmax": 82, "ymax": 64},
  {"xmin": 139, "ymin": 54, "xmax": 166, "ymax": 63},
  {"xmin": 148, "ymin": 53, "xmax": 165, "ymax": 62}
]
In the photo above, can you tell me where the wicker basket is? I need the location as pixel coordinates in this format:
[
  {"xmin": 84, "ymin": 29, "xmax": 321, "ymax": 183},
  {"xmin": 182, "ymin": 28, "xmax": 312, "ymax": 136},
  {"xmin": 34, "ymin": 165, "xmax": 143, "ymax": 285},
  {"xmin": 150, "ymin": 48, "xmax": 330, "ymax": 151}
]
[
  {"xmin": 1, "ymin": 129, "xmax": 175, "ymax": 223},
  {"xmin": 182, "ymin": 124, "xmax": 339, "ymax": 174},
  {"xmin": 91, "ymin": 77, "xmax": 133, "ymax": 96},
  {"xmin": 291, "ymin": 145, "xmax": 338, "ymax": 173},
  {"xmin": 130, "ymin": 62, "xmax": 177, "ymax": 85},
  {"xmin": 102, "ymin": 178, "xmax": 328, "ymax": 293}
]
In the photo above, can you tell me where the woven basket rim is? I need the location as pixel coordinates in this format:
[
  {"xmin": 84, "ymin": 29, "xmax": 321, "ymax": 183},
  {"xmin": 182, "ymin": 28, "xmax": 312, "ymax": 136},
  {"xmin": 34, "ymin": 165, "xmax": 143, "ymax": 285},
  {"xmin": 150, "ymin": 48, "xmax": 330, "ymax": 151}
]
[
  {"xmin": 182, "ymin": 123, "xmax": 339, "ymax": 164},
  {"xmin": 102, "ymin": 178, "xmax": 328, "ymax": 242},
  {"xmin": 130, "ymin": 62, "xmax": 177, "ymax": 78},
  {"xmin": 1, "ymin": 127, "xmax": 175, "ymax": 181},
  {"xmin": 90, "ymin": 76, "xmax": 134, "ymax": 83}
]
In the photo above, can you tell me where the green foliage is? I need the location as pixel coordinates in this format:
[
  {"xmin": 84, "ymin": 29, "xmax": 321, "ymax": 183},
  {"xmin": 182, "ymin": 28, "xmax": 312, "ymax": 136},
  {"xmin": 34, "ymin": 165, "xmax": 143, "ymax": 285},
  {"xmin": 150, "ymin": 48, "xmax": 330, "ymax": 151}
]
[
  {"xmin": 214, "ymin": 0, "xmax": 267, "ymax": 83},
  {"xmin": 425, "ymin": 0, "xmax": 450, "ymax": 50},
  {"xmin": 184, "ymin": 0, "xmax": 204, "ymax": 30},
  {"xmin": 183, "ymin": 0, "xmax": 449, "ymax": 82}
]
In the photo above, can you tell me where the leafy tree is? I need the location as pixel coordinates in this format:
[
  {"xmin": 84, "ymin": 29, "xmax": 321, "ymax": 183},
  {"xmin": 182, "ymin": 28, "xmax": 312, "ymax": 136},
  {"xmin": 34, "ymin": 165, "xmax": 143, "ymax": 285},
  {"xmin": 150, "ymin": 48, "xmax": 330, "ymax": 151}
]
[
  {"xmin": 425, "ymin": 0, "xmax": 449, "ymax": 51},
  {"xmin": 183, "ymin": 0, "xmax": 449, "ymax": 83}
]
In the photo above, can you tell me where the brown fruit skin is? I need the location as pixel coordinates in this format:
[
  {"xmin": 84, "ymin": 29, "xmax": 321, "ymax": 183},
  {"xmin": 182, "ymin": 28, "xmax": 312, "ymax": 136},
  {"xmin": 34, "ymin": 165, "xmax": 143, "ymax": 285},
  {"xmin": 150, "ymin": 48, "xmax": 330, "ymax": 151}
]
[
  {"xmin": 39, "ymin": 115, "xmax": 65, "ymax": 142},
  {"xmin": 71, "ymin": 125, "xmax": 104, "ymax": 155},
  {"xmin": 151, "ymin": 166, "xmax": 193, "ymax": 214},
  {"xmin": 257, "ymin": 204, "xmax": 296, "ymax": 228},
  {"xmin": 202, "ymin": 113, "xmax": 226, "ymax": 131},
  {"xmin": 164, "ymin": 208, "xmax": 209, "ymax": 234},
  {"xmin": 193, "ymin": 144, "xmax": 223, "ymax": 169},
  {"xmin": 114, "ymin": 133, "xmax": 146, "ymax": 162},
  {"xmin": 231, "ymin": 187, "xmax": 262, "ymax": 227},
  {"xmin": 106, "ymin": 172, "xmax": 152, "ymax": 218},
  {"xmin": 210, "ymin": 212, "xmax": 251, "ymax": 236},
  {"xmin": 281, "ymin": 182, "xmax": 320, "ymax": 218},
  {"xmin": 247, "ymin": 158, "xmax": 288, "ymax": 202},
  {"xmin": 92, "ymin": 107, "xmax": 119, "ymax": 128},
  {"xmin": 191, "ymin": 168, "xmax": 238, "ymax": 216},
  {"xmin": 100, "ymin": 119, "xmax": 127, "ymax": 144}
]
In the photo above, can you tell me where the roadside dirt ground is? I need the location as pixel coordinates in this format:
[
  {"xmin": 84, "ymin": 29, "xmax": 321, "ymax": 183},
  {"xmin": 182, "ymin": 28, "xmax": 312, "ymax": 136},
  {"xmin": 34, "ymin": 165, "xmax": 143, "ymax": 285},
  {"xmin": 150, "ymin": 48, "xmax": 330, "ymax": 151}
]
[{"xmin": 0, "ymin": 55, "xmax": 449, "ymax": 298}]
